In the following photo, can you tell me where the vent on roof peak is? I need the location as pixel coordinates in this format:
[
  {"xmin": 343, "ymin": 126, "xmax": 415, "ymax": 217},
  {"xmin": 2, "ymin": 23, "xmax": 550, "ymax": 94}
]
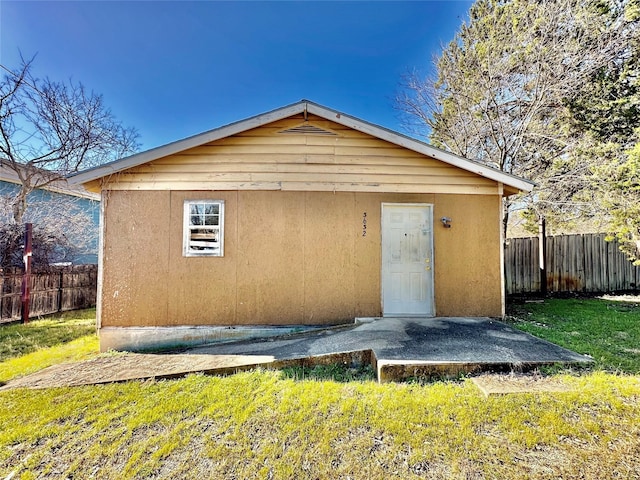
[{"xmin": 278, "ymin": 123, "xmax": 338, "ymax": 136}]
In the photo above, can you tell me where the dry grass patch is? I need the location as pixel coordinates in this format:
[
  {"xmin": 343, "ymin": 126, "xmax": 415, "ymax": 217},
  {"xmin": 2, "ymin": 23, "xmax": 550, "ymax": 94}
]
[
  {"xmin": 0, "ymin": 335, "xmax": 98, "ymax": 384},
  {"xmin": 1, "ymin": 370, "xmax": 639, "ymax": 479},
  {"xmin": 472, "ymin": 373, "xmax": 574, "ymax": 396}
]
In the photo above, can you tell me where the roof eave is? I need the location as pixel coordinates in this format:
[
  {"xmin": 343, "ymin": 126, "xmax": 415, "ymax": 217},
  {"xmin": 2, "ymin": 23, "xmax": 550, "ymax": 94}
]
[
  {"xmin": 67, "ymin": 101, "xmax": 308, "ymax": 185},
  {"xmin": 304, "ymin": 102, "xmax": 535, "ymax": 194},
  {"xmin": 1, "ymin": 163, "xmax": 101, "ymax": 201},
  {"xmin": 68, "ymin": 99, "xmax": 535, "ymax": 194}
]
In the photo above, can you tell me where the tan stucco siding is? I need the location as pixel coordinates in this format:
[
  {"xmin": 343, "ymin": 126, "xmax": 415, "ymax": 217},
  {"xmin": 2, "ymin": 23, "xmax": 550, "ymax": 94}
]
[
  {"xmin": 302, "ymin": 192, "xmax": 356, "ymax": 322},
  {"xmin": 100, "ymin": 190, "xmax": 503, "ymax": 327},
  {"xmin": 166, "ymin": 191, "xmax": 239, "ymax": 325},
  {"xmin": 235, "ymin": 191, "xmax": 306, "ymax": 323},
  {"xmin": 101, "ymin": 191, "xmax": 171, "ymax": 326},
  {"xmin": 433, "ymin": 194, "xmax": 503, "ymax": 316},
  {"xmin": 98, "ymin": 114, "xmax": 499, "ymax": 195}
]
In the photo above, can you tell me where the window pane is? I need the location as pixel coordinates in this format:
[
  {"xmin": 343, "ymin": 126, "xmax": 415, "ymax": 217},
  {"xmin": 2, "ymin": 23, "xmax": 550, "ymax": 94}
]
[
  {"xmin": 204, "ymin": 215, "xmax": 219, "ymax": 226},
  {"xmin": 190, "ymin": 204, "xmax": 202, "ymax": 215},
  {"xmin": 190, "ymin": 214, "xmax": 203, "ymax": 226},
  {"xmin": 189, "ymin": 227, "xmax": 219, "ymax": 251},
  {"xmin": 205, "ymin": 204, "xmax": 219, "ymax": 215}
]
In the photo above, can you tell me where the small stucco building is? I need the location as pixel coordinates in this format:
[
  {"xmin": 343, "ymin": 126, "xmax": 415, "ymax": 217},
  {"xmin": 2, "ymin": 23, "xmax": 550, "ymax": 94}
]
[{"xmin": 69, "ymin": 101, "xmax": 534, "ymax": 351}]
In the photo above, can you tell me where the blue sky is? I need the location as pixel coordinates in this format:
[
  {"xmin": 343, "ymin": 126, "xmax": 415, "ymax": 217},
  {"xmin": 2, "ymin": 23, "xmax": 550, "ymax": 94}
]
[{"xmin": 1, "ymin": 1, "xmax": 472, "ymax": 151}]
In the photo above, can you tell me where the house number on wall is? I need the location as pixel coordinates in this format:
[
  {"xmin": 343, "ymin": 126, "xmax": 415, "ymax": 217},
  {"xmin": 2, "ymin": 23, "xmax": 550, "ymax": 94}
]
[{"xmin": 362, "ymin": 212, "xmax": 367, "ymax": 237}]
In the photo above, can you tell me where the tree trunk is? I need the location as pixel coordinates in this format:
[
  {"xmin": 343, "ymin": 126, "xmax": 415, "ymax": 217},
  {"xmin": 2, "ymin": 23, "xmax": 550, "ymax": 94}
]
[
  {"xmin": 11, "ymin": 187, "xmax": 28, "ymax": 225},
  {"xmin": 21, "ymin": 223, "xmax": 33, "ymax": 324},
  {"xmin": 502, "ymin": 198, "xmax": 510, "ymax": 244}
]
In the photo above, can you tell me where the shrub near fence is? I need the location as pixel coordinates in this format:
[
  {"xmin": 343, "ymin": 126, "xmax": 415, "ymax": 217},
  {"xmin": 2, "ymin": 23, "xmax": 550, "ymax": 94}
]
[
  {"xmin": 0, "ymin": 264, "xmax": 97, "ymax": 323},
  {"xmin": 505, "ymin": 233, "xmax": 640, "ymax": 295}
]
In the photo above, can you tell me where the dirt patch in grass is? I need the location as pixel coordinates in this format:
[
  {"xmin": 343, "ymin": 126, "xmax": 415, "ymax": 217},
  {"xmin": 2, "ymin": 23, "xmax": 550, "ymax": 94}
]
[
  {"xmin": 599, "ymin": 293, "xmax": 640, "ymax": 303},
  {"xmin": 471, "ymin": 372, "xmax": 574, "ymax": 397}
]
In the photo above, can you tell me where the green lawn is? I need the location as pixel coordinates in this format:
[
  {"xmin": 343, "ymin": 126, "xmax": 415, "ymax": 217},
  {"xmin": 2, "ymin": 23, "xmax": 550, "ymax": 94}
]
[
  {"xmin": 0, "ymin": 309, "xmax": 96, "ymax": 362},
  {"xmin": 507, "ymin": 297, "xmax": 640, "ymax": 373},
  {"xmin": 0, "ymin": 301, "xmax": 639, "ymax": 479},
  {"xmin": 0, "ymin": 309, "xmax": 99, "ymax": 384}
]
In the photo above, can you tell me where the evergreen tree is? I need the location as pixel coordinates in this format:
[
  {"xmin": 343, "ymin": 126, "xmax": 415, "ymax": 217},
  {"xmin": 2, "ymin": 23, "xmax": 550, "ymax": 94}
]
[
  {"xmin": 398, "ymin": 0, "xmax": 638, "ymax": 237},
  {"xmin": 569, "ymin": 1, "xmax": 640, "ymax": 261}
]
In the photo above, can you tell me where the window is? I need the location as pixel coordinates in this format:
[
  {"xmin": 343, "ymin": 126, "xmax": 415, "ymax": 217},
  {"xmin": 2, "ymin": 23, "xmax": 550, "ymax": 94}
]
[{"xmin": 183, "ymin": 200, "xmax": 224, "ymax": 257}]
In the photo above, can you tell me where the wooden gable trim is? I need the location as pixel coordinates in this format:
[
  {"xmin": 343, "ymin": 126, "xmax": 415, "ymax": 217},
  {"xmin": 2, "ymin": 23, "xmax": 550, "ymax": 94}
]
[
  {"xmin": 305, "ymin": 103, "xmax": 534, "ymax": 193},
  {"xmin": 68, "ymin": 103, "xmax": 304, "ymax": 185},
  {"xmin": 68, "ymin": 100, "xmax": 535, "ymax": 195}
]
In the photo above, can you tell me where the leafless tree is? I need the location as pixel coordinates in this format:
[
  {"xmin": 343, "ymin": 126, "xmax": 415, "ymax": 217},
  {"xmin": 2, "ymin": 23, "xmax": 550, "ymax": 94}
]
[
  {"xmin": 0, "ymin": 56, "xmax": 138, "ymax": 225},
  {"xmin": 0, "ymin": 192, "xmax": 97, "ymax": 268}
]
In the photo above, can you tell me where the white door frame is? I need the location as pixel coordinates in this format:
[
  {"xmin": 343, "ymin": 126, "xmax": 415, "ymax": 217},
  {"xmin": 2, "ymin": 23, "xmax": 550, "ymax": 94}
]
[{"xmin": 381, "ymin": 203, "xmax": 435, "ymax": 317}]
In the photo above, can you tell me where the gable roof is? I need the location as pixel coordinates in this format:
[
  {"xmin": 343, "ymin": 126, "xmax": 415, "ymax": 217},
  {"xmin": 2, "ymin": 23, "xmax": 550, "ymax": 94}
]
[
  {"xmin": 1, "ymin": 159, "xmax": 100, "ymax": 201},
  {"xmin": 67, "ymin": 100, "xmax": 534, "ymax": 194}
]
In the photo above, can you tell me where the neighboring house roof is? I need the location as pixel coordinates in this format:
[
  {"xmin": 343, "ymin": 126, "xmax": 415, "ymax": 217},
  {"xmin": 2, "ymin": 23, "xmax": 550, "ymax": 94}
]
[
  {"xmin": 0, "ymin": 159, "xmax": 100, "ymax": 201},
  {"xmin": 67, "ymin": 100, "xmax": 535, "ymax": 194}
]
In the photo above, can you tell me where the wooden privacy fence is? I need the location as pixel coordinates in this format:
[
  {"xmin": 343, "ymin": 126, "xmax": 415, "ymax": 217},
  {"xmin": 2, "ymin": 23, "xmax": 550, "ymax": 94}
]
[
  {"xmin": 0, "ymin": 265, "xmax": 97, "ymax": 323},
  {"xmin": 505, "ymin": 233, "xmax": 640, "ymax": 295}
]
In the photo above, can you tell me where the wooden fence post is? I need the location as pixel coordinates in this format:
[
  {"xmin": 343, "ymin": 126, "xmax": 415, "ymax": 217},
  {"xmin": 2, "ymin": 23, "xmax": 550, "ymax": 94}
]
[
  {"xmin": 21, "ymin": 223, "xmax": 33, "ymax": 324},
  {"xmin": 57, "ymin": 270, "xmax": 64, "ymax": 313},
  {"xmin": 538, "ymin": 217, "xmax": 547, "ymax": 297},
  {"xmin": 0, "ymin": 270, "xmax": 4, "ymax": 321}
]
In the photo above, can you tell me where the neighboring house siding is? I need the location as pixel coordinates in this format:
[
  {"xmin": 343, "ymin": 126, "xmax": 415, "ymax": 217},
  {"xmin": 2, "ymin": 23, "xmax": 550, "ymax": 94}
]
[
  {"xmin": 0, "ymin": 180, "xmax": 100, "ymax": 264},
  {"xmin": 100, "ymin": 189, "xmax": 502, "ymax": 328},
  {"xmin": 89, "ymin": 115, "xmax": 500, "ymax": 195}
]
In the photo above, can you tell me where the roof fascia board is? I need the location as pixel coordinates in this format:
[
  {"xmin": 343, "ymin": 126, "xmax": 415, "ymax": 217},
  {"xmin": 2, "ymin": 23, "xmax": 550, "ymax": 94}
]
[
  {"xmin": 306, "ymin": 102, "xmax": 534, "ymax": 193},
  {"xmin": 41, "ymin": 185, "xmax": 101, "ymax": 201},
  {"xmin": 1, "ymin": 170, "xmax": 100, "ymax": 201},
  {"xmin": 68, "ymin": 102, "xmax": 307, "ymax": 185}
]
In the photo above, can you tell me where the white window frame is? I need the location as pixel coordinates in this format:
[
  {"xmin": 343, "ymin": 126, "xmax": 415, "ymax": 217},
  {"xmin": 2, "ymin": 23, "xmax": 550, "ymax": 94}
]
[{"xmin": 183, "ymin": 200, "xmax": 225, "ymax": 257}]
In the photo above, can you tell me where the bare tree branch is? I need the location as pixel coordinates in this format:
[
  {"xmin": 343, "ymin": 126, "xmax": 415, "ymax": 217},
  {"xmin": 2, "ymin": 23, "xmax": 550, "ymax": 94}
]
[
  {"xmin": 397, "ymin": 0, "xmax": 638, "ymax": 236},
  {"xmin": 0, "ymin": 57, "xmax": 139, "ymax": 225},
  {"xmin": 0, "ymin": 56, "xmax": 138, "ymax": 266}
]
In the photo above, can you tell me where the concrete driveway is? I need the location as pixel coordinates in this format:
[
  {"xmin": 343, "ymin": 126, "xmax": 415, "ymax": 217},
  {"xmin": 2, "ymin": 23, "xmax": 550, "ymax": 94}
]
[{"xmin": 2, "ymin": 317, "xmax": 592, "ymax": 389}]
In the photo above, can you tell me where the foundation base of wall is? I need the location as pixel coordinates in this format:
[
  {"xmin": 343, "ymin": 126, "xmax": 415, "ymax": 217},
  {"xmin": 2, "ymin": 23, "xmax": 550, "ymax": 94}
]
[
  {"xmin": 354, "ymin": 317, "xmax": 381, "ymax": 324},
  {"xmin": 99, "ymin": 325, "xmax": 322, "ymax": 352}
]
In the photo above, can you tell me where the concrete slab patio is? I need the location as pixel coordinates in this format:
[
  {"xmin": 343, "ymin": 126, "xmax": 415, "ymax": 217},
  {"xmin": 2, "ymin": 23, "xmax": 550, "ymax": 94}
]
[
  {"xmin": 1, "ymin": 317, "xmax": 592, "ymax": 390},
  {"xmin": 188, "ymin": 317, "xmax": 593, "ymax": 382}
]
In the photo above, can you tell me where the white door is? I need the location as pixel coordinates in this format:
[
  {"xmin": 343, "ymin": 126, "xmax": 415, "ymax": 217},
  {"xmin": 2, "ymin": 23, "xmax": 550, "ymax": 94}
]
[{"xmin": 381, "ymin": 204, "xmax": 434, "ymax": 316}]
